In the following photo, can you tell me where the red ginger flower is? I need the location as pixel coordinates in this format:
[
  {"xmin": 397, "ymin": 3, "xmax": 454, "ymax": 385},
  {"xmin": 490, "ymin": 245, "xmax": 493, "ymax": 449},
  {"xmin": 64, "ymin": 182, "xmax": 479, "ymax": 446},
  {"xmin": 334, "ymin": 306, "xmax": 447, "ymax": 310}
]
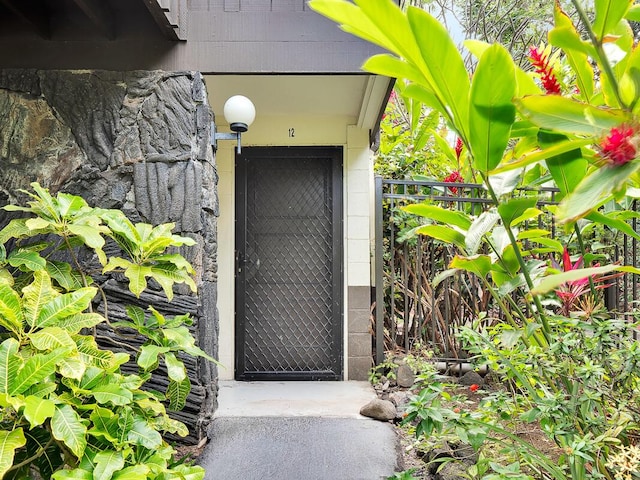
[
  {"xmin": 444, "ymin": 170, "xmax": 463, "ymax": 194},
  {"xmin": 454, "ymin": 138, "xmax": 464, "ymax": 160},
  {"xmin": 528, "ymin": 46, "xmax": 562, "ymax": 95},
  {"xmin": 469, "ymin": 384, "xmax": 480, "ymax": 393},
  {"xmin": 600, "ymin": 125, "xmax": 637, "ymax": 166}
]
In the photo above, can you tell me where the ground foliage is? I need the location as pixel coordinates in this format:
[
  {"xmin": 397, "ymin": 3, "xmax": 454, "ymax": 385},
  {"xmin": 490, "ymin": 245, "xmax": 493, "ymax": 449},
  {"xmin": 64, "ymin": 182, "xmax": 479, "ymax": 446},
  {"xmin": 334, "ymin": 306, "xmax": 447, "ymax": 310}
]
[
  {"xmin": 0, "ymin": 183, "xmax": 209, "ymax": 479},
  {"xmin": 311, "ymin": 0, "xmax": 640, "ymax": 478}
]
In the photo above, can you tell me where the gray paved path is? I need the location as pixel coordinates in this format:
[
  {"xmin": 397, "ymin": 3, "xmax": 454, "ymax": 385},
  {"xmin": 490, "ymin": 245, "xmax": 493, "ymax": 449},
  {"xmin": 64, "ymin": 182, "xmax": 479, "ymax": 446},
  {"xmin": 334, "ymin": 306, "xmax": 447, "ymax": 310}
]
[{"xmin": 197, "ymin": 381, "xmax": 400, "ymax": 480}]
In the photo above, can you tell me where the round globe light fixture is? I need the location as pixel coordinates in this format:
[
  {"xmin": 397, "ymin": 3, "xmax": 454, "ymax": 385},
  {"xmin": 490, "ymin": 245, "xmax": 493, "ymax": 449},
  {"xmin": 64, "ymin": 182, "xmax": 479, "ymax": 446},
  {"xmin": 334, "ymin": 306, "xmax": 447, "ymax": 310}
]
[
  {"xmin": 223, "ymin": 95, "xmax": 256, "ymax": 133},
  {"xmin": 212, "ymin": 95, "xmax": 256, "ymax": 153}
]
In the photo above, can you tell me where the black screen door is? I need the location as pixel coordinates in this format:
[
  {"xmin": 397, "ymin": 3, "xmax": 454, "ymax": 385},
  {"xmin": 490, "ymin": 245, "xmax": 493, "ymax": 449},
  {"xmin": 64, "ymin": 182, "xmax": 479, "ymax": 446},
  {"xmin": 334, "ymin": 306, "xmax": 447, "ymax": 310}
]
[{"xmin": 235, "ymin": 147, "xmax": 343, "ymax": 380}]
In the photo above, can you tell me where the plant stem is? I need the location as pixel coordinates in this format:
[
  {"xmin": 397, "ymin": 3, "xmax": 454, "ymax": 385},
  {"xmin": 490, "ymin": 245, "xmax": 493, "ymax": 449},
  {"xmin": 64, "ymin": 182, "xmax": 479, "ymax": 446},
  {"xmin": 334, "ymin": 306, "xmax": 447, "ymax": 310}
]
[
  {"xmin": 570, "ymin": 0, "xmax": 626, "ymax": 110},
  {"xmin": 6, "ymin": 435, "xmax": 54, "ymax": 473},
  {"xmin": 574, "ymin": 223, "xmax": 598, "ymax": 298},
  {"xmin": 482, "ymin": 174, "xmax": 552, "ymax": 341}
]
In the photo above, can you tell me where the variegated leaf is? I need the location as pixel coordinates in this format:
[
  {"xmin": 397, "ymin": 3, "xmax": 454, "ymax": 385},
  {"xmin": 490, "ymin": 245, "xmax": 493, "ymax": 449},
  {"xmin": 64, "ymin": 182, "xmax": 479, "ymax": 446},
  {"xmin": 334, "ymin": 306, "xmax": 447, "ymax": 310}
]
[{"xmin": 51, "ymin": 404, "xmax": 87, "ymax": 459}]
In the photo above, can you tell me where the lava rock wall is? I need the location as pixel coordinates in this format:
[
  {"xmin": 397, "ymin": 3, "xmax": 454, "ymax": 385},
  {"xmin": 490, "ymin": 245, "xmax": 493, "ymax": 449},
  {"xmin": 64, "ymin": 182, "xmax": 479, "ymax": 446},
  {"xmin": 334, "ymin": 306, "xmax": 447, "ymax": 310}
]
[{"xmin": 0, "ymin": 69, "xmax": 218, "ymax": 444}]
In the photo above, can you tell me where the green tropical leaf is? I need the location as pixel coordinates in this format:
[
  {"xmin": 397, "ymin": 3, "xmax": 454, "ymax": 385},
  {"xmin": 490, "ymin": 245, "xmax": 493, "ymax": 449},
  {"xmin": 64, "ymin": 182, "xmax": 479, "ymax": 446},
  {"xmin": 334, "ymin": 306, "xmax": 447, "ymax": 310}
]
[
  {"xmin": 93, "ymin": 450, "xmax": 125, "ymax": 480},
  {"xmin": 27, "ymin": 182, "xmax": 60, "ymax": 220},
  {"xmin": 362, "ymin": 54, "xmax": 426, "ymax": 85},
  {"xmin": 23, "ymin": 396, "xmax": 56, "ymax": 428},
  {"xmin": 164, "ymin": 352, "xmax": 187, "ymax": 382},
  {"xmin": 51, "ymin": 404, "xmax": 87, "ymax": 459},
  {"xmin": 593, "ymin": 0, "xmax": 632, "ymax": 40},
  {"xmin": 55, "ymin": 312, "xmax": 104, "ymax": 334},
  {"xmin": 152, "ymin": 253, "xmax": 195, "ymax": 272},
  {"xmin": 25, "ymin": 217, "xmax": 52, "ymax": 231},
  {"xmin": 58, "ymin": 355, "xmax": 86, "ymax": 380},
  {"xmin": 46, "ymin": 261, "xmax": 84, "ymax": 291},
  {"xmin": 76, "ymin": 336, "xmax": 117, "ymax": 369},
  {"xmin": 0, "ymin": 218, "xmax": 31, "ymax": 243},
  {"xmin": 527, "ymin": 237, "xmax": 564, "ymax": 253},
  {"xmin": 92, "ymin": 384, "xmax": 134, "ymax": 406},
  {"xmin": 627, "ymin": 5, "xmax": 640, "ymax": 21},
  {"xmin": 403, "ymin": 84, "xmax": 444, "ymax": 115},
  {"xmin": 8, "ymin": 250, "xmax": 46, "ymax": 271},
  {"xmin": 112, "ymin": 465, "xmax": 150, "ymax": 480},
  {"xmin": 586, "ymin": 210, "xmax": 640, "ymax": 241},
  {"xmin": 79, "ymin": 367, "xmax": 107, "ymax": 391},
  {"xmin": 518, "ymin": 229, "xmax": 551, "ymax": 240},
  {"xmin": 557, "ymin": 161, "xmax": 640, "ymax": 221},
  {"xmin": 117, "ymin": 407, "xmax": 135, "ymax": 446},
  {"xmin": 30, "ymin": 327, "xmax": 76, "ymax": 351},
  {"xmin": 24, "ymin": 381, "xmax": 57, "ymax": 398},
  {"xmin": 124, "ymin": 264, "xmax": 153, "ymax": 298},
  {"xmin": 550, "ymin": 5, "xmax": 595, "ymax": 101},
  {"xmin": 51, "ymin": 468, "xmax": 93, "ymax": 479},
  {"xmin": 0, "ymin": 428, "xmax": 26, "ymax": 478},
  {"xmin": 88, "ymin": 407, "xmax": 119, "ymax": 443},
  {"xmin": 407, "ymin": 6, "xmax": 470, "ymax": 138},
  {"xmin": 100, "ymin": 210, "xmax": 141, "ymax": 245},
  {"xmin": 0, "ymin": 284, "xmax": 23, "ymax": 334},
  {"xmin": 127, "ymin": 419, "xmax": 162, "ymax": 449},
  {"xmin": 22, "ymin": 270, "xmax": 58, "ymax": 327},
  {"xmin": 167, "ymin": 377, "xmax": 191, "ymax": 411},
  {"xmin": 415, "ymin": 225, "xmax": 466, "ymax": 251},
  {"xmin": 498, "ymin": 197, "xmax": 538, "ymax": 227},
  {"xmin": 449, "ymin": 255, "xmax": 492, "ymax": 278},
  {"xmin": 533, "ymin": 264, "xmax": 619, "ymax": 294},
  {"xmin": 515, "ymin": 96, "xmax": 629, "ymax": 134},
  {"xmin": 539, "ymin": 131, "xmax": 588, "ymax": 196},
  {"xmin": 492, "ymin": 137, "xmax": 593, "ymax": 174},
  {"xmin": 171, "ymin": 465, "xmax": 206, "ymax": 480},
  {"xmin": 149, "ymin": 263, "xmax": 195, "ymax": 301},
  {"xmin": 138, "ymin": 345, "xmax": 170, "ymax": 371},
  {"xmin": 510, "ymin": 208, "xmax": 543, "ymax": 227},
  {"xmin": 126, "ymin": 305, "xmax": 146, "ymax": 328},
  {"xmin": 402, "ymin": 204, "xmax": 471, "ymax": 230},
  {"xmin": 10, "ymin": 347, "xmax": 71, "ymax": 395},
  {"xmin": 468, "ymin": 44, "xmax": 517, "ymax": 174},
  {"xmin": 56, "ymin": 192, "xmax": 89, "ymax": 217},
  {"xmin": 36, "ymin": 287, "xmax": 97, "ymax": 329},
  {"xmin": 0, "ymin": 338, "xmax": 19, "ymax": 394},
  {"xmin": 162, "ymin": 326, "xmax": 214, "ymax": 361}
]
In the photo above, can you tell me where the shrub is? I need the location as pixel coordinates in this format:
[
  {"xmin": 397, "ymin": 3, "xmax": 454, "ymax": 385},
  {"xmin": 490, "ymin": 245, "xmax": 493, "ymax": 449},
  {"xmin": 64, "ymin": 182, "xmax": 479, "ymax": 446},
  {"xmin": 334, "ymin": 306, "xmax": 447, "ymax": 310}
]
[{"xmin": 0, "ymin": 183, "xmax": 210, "ymax": 479}]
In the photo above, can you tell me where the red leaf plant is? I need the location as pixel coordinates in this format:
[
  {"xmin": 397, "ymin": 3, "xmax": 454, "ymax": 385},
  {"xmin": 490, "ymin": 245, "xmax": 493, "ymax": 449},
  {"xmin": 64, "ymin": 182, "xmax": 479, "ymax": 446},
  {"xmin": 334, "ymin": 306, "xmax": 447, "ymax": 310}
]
[{"xmin": 551, "ymin": 247, "xmax": 621, "ymax": 316}]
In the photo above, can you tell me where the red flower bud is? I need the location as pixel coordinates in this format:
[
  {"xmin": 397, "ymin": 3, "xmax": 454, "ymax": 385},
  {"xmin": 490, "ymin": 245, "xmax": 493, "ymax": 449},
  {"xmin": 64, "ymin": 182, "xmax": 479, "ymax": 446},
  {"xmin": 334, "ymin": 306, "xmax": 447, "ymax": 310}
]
[
  {"xmin": 454, "ymin": 138, "xmax": 464, "ymax": 160},
  {"xmin": 443, "ymin": 170, "xmax": 463, "ymax": 194},
  {"xmin": 600, "ymin": 125, "xmax": 637, "ymax": 166},
  {"xmin": 469, "ymin": 384, "xmax": 480, "ymax": 392}
]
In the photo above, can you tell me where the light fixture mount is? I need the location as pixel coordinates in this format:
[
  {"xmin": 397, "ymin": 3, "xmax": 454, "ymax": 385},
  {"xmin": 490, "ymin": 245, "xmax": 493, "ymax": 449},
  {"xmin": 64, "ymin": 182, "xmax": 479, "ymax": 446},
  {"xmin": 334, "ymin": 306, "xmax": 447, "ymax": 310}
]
[{"xmin": 211, "ymin": 95, "xmax": 256, "ymax": 153}]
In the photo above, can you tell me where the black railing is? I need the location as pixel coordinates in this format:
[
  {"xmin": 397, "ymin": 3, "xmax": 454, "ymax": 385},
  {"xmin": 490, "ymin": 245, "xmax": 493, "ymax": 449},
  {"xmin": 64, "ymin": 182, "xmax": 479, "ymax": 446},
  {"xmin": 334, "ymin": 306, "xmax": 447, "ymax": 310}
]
[{"xmin": 373, "ymin": 177, "xmax": 640, "ymax": 365}]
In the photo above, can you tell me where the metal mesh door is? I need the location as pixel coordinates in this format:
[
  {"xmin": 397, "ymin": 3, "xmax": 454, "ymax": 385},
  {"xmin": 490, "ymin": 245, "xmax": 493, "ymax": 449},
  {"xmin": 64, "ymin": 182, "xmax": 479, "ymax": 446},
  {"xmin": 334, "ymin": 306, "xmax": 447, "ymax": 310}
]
[{"xmin": 235, "ymin": 147, "xmax": 343, "ymax": 380}]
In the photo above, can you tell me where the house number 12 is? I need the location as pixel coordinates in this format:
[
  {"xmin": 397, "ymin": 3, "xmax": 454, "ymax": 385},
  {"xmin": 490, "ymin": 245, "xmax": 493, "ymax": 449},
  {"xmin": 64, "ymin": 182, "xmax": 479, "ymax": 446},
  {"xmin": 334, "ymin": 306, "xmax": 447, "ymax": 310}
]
[{"xmin": 288, "ymin": 128, "xmax": 295, "ymax": 137}]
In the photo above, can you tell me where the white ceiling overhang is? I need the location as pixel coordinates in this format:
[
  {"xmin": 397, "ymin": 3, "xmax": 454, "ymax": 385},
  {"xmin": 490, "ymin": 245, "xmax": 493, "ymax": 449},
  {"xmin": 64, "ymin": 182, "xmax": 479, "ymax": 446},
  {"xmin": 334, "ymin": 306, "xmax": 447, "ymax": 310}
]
[{"xmin": 206, "ymin": 74, "xmax": 392, "ymax": 139}]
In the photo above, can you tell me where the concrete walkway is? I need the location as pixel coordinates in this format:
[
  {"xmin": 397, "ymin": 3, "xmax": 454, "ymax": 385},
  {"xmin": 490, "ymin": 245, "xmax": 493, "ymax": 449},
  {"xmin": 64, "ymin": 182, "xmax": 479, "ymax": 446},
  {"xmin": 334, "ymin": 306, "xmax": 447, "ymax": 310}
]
[{"xmin": 198, "ymin": 381, "xmax": 400, "ymax": 480}]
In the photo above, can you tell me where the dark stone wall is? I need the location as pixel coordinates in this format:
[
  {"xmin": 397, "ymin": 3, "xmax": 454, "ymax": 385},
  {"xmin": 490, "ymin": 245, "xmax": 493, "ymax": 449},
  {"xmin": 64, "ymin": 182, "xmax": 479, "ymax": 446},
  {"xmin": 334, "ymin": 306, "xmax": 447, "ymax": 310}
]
[{"xmin": 0, "ymin": 69, "xmax": 218, "ymax": 444}]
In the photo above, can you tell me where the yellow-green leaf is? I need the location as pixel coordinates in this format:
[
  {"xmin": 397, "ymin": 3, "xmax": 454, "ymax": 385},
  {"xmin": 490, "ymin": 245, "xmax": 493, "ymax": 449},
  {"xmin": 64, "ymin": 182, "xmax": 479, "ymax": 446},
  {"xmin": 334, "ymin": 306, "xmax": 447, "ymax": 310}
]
[
  {"xmin": 0, "ymin": 428, "xmax": 26, "ymax": 478},
  {"xmin": 23, "ymin": 396, "xmax": 56, "ymax": 428},
  {"xmin": 51, "ymin": 404, "xmax": 87, "ymax": 459}
]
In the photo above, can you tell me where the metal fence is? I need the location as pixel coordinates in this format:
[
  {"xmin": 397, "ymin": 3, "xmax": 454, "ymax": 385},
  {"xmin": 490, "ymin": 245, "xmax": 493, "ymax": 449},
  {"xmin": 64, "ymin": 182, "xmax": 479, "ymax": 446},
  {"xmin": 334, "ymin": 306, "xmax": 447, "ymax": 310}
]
[{"xmin": 373, "ymin": 177, "xmax": 640, "ymax": 366}]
